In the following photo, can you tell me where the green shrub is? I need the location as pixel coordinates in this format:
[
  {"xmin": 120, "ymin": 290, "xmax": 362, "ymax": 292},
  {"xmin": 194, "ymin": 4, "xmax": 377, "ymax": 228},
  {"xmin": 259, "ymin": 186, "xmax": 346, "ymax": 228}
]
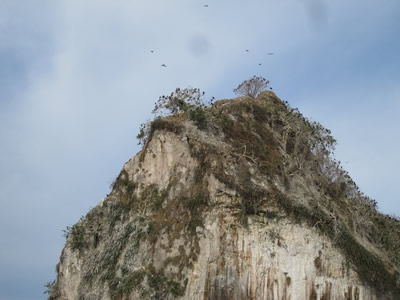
[
  {"xmin": 44, "ymin": 280, "xmax": 59, "ymax": 299},
  {"xmin": 189, "ymin": 106, "xmax": 207, "ymax": 129},
  {"xmin": 62, "ymin": 216, "xmax": 86, "ymax": 251},
  {"xmin": 152, "ymin": 87, "xmax": 206, "ymax": 116},
  {"xmin": 136, "ymin": 121, "xmax": 152, "ymax": 145},
  {"xmin": 136, "ymin": 87, "xmax": 212, "ymax": 145}
]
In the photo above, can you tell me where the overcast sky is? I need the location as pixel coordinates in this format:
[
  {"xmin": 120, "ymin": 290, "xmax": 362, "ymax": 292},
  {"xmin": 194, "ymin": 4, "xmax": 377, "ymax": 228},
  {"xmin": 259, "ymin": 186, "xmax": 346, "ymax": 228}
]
[{"xmin": 0, "ymin": 0, "xmax": 399, "ymax": 299}]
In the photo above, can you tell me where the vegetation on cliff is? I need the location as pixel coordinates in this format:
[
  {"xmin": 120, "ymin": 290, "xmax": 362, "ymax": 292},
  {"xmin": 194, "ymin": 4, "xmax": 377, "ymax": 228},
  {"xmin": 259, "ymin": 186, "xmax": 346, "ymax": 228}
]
[
  {"xmin": 49, "ymin": 78, "xmax": 400, "ymax": 299},
  {"xmin": 133, "ymin": 80, "xmax": 400, "ymax": 297}
]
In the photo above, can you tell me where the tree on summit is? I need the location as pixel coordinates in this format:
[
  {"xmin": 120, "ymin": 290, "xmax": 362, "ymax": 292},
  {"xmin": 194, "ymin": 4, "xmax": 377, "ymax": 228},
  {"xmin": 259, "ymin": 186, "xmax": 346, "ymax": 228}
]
[
  {"xmin": 137, "ymin": 87, "xmax": 212, "ymax": 145},
  {"xmin": 152, "ymin": 87, "xmax": 206, "ymax": 117},
  {"xmin": 233, "ymin": 76, "xmax": 269, "ymax": 98}
]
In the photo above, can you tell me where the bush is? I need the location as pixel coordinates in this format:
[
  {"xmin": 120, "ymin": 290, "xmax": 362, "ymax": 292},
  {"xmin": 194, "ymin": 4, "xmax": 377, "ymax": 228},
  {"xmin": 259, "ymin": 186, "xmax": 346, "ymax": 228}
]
[
  {"xmin": 136, "ymin": 120, "xmax": 152, "ymax": 145},
  {"xmin": 189, "ymin": 106, "xmax": 207, "ymax": 129},
  {"xmin": 233, "ymin": 76, "xmax": 269, "ymax": 98},
  {"xmin": 62, "ymin": 216, "xmax": 87, "ymax": 250},
  {"xmin": 152, "ymin": 87, "xmax": 206, "ymax": 117},
  {"xmin": 44, "ymin": 280, "xmax": 59, "ymax": 299},
  {"xmin": 136, "ymin": 87, "xmax": 211, "ymax": 145}
]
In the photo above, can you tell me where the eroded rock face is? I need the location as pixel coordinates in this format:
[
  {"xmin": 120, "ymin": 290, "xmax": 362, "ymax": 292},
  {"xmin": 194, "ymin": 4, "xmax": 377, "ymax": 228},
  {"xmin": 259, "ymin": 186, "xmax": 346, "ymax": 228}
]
[
  {"xmin": 194, "ymin": 215, "xmax": 381, "ymax": 300},
  {"xmin": 52, "ymin": 93, "xmax": 399, "ymax": 300}
]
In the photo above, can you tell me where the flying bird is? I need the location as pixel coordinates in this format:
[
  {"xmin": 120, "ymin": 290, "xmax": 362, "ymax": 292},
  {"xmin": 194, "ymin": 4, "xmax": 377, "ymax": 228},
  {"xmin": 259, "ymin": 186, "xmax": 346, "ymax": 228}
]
[
  {"xmin": 245, "ymin": 49, "xmax": 249, "ymax": 52},
  {"xmin": 258, "ymin": 63, "xmax": 262, "ymax": 66},
  {"xmin": 161, "ymin": 64, "xmax": 167, "ymax": 67},
  {"xmin": 204, "ymin": 5, "xmax": 208, "ymax": 7},
  {"xmin": 268, "ymin": 52, "xmax": 274, "ymax": 55},
  {"xmin": 150, "ymin": 50, "xmax": 154, "ymax": 53}
]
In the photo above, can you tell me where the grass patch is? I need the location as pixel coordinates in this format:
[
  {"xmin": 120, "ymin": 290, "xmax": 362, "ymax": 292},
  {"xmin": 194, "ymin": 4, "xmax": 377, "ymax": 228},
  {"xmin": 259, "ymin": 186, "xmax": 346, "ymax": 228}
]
[{"xmin": 140, "ymin": 184, "xmax": 168, "ymax": 211}]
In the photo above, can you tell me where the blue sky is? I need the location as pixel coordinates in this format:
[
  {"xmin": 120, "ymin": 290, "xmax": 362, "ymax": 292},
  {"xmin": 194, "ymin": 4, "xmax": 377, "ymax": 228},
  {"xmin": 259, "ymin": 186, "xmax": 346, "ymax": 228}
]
[{"xmin": 0, "ymin": 0, "xmax": 399, "ymax": 299}]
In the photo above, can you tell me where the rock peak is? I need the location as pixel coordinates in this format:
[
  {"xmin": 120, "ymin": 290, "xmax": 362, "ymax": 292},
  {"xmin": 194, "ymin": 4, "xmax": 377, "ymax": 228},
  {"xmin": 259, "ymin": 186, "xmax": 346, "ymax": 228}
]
[{"xmin": 50, "ymin": 92, "xmax": 400, "ymax": 299}]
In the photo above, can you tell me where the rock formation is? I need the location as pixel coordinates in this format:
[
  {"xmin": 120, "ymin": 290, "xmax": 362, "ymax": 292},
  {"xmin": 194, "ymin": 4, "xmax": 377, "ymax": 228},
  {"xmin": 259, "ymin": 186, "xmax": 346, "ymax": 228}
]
[{"xmin": 50, "ymin": 91, "xmax": 400, "ymax": 299}]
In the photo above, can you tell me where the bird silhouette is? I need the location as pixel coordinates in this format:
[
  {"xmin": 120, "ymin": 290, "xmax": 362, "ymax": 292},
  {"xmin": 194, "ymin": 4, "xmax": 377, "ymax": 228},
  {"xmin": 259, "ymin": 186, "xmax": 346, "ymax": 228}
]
[
  {"xmin": 161, "ymin": 64, "xmax": 167, "ymax": 67},
  {"xmin": 258, "ymin": 63, "xmax": 262, "ymax": 66},
  {"xmin": 268, "ymin": 52, "xmax": 274, "ymax": 55},
  {"xmin": 150, "ymin": 50, "xmax": 154, "ymax": 53},
  {"xmin": 204, "ymin": 5, "xmax": 208, "ymax": 7},
  {"xmin": 245, "ymin": 49, "xmax": 249, "ymax": 52}
]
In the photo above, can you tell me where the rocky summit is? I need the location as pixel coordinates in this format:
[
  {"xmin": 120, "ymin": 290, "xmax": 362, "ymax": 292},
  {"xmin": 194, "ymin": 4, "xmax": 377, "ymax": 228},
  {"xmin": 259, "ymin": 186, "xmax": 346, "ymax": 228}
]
[{"xmin": 49, "ymin": 91, "xmax": 400, "ymax": 299}]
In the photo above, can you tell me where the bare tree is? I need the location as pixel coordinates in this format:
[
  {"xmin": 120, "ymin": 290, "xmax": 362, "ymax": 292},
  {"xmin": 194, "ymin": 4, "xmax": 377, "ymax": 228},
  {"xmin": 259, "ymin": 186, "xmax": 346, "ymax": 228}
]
[{"xmin": 233, "ymin": 76, "xmax": 270, "ymax": 98}]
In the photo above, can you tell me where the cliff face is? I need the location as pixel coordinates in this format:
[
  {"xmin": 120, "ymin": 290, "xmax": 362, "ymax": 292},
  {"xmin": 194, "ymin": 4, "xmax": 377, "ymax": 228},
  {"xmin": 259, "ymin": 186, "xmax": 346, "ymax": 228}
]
[{"xmin": 52, "ymin": 92, "xmax": 400, "ymax": 300}]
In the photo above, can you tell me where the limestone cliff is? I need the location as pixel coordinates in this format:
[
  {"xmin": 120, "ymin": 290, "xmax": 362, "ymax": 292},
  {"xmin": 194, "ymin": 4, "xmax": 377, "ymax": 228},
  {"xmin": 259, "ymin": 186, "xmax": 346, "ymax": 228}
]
[{"xmin": 50, "ymin": 92, "xmax": 400, "ymax": 299}]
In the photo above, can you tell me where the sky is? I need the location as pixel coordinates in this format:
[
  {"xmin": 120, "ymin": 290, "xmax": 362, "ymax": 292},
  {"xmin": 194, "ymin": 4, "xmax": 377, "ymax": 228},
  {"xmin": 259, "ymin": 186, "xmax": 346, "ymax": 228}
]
[{"xmin": 0, "ymin": 0, "xmax": 399, "ymax": 299}]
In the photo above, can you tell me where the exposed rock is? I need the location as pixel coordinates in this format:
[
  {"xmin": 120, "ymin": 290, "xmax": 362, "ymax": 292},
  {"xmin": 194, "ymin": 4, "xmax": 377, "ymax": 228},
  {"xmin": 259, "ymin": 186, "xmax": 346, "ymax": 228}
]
[{"xmin": 51, "ymin": 92, "xmax": 400, "ymax": 300}]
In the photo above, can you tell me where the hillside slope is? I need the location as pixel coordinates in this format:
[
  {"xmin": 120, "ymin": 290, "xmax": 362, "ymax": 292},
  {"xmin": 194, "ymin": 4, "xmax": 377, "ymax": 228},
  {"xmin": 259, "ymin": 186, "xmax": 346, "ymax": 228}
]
[{"xmin": 50, "ymin": 91, "xmax": 400, "ymax": 300}]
